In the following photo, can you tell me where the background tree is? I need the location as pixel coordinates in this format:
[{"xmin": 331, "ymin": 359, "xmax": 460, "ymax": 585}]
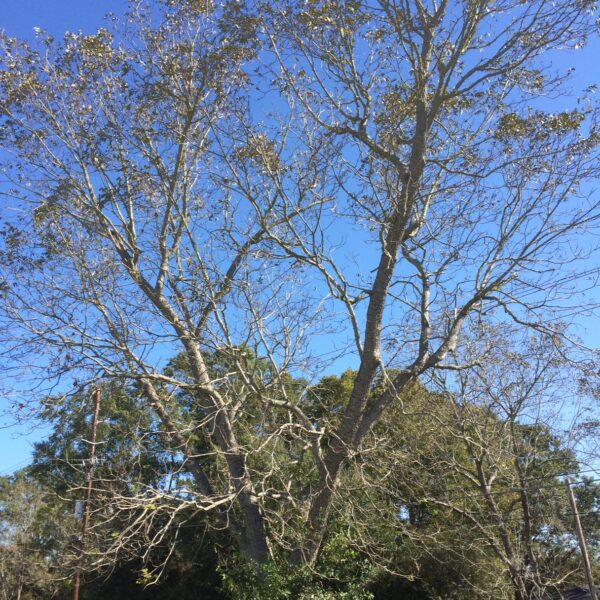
[
  {"xmin": 397, "ymin": 330, "xmax": 600, "ymax": 599},
  {"xmin": 21, "ymin": 381, "xmax": 229, "ymax": 599},
  {"xmin": 0, "ymin": 471, "xmax": 67, "ymax": 600},
  {"xmin": 3, "ymin": 358, "xmax": 599, "ymax": 598}
]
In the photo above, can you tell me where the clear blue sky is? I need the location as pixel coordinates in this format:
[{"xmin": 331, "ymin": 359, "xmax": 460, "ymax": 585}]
[
  {"xmin": 0, "ymin": 1, "xmax": 598, "ymax": 476},
  {"xmin": 2, "ymin": 0, "xmax": 127, "ymax": 39}
]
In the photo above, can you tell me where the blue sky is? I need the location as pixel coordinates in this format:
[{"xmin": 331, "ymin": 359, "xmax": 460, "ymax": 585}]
[
  {"xmin": 2, "ymin": 0, "xmax": 127, "ymax": 39},
  {"xmin": 0, "ymin": 1, "xmax": 599, "ymax": 476}
]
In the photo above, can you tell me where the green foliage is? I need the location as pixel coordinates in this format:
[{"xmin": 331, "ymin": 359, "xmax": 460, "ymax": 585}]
[
  {"xmin": 31, "ymin": 382, "xmax": 164, "ymax": 496},
  {"xmin": 219, "ymin": 534, "xmax": 375, "ymax": 599},
  {"xmin": 303, "ymin": 369, "xmax": 355, "ymax": 424},
  {"xmin": 0, "ymin": 472, "xmax": 68, "ymax": 599},
  {"xmin": 4, "ymin": 358, "xmax": 600, "ymax": 599}
]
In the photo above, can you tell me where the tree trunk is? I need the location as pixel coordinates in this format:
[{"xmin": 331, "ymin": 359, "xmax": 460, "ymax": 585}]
[{"xmin": 295, "ymin": 97, "xmax": 431, "ymax": 564}]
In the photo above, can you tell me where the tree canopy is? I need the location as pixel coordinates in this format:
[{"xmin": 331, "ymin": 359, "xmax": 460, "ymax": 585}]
[{"xmin": 0, "ymin": 0, "xmax": 599, "ymax": 597}]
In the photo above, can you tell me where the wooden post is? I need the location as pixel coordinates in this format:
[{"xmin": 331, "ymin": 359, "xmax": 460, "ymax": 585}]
[
  {"xmin": 565, "ymin": 477, "xmax": 598, "ymax": 600},
  {"xmin": 72, "ymin": 389, "xmax": 101, "ymax": 600}
]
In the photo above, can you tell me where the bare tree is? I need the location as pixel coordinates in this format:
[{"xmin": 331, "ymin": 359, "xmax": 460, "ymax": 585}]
[
  {"xmin": 334, "ymin": 328, "xmax": 600, "ymax": 598},
  {"xmin": 427, "ymin": 330, "xmax": 599, "ymax": 599},
  {"xmin": 0, "ymin": 0, "xmax": 598, "ymax": 576},
  {"xmin": 264, "ymin": 0, "xmax": 600, "ymax": 564}
]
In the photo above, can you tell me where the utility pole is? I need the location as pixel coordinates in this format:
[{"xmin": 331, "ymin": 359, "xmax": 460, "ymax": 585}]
[
  {"xmin": 72, "ymin": 388, "xmax": 101, "ymax": 600},
  {"xmin": 565, "ymin": 477, "xmax": 598, "ymax": 600}
]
